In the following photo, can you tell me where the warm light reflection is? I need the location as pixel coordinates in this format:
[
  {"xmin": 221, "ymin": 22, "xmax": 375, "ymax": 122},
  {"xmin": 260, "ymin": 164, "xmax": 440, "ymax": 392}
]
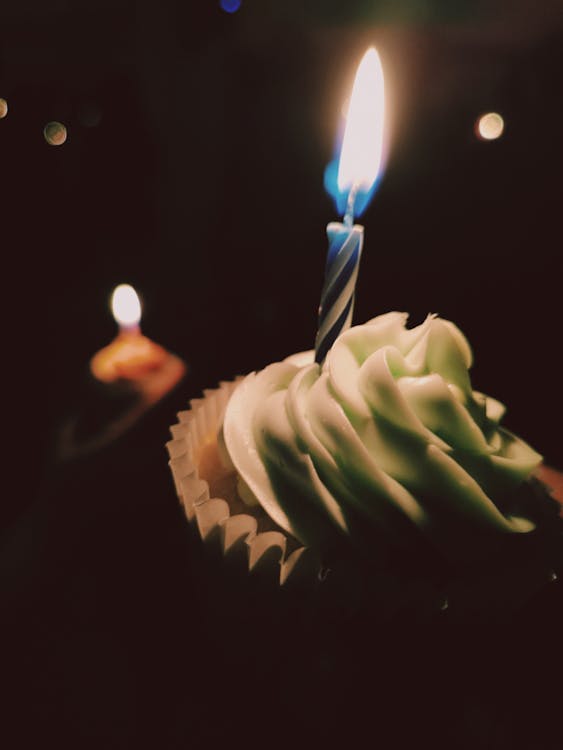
[
  {"xmin": 476, "ymin": 112, "xmax": 504, "ymax": 141},
  {"xmin": 337, "ymin": 47, "xmax": 385, "ymax": 194},
  {"xmin": 111, "ymin": 284, "xmax": 142, "ymax": 328},
  {"xmin": 0, "ymin": 98, "xmax": 7, "ymax": 119}
]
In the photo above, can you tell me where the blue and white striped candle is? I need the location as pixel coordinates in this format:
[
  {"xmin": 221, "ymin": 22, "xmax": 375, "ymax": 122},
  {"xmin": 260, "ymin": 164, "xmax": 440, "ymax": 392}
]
[
  {"xmin": 314, "ymin": 47, "xmax": 386, "ymax": 364},
  {"xmin": 315, "ymin": 221, "xmax": 364, "ymax": 364}
]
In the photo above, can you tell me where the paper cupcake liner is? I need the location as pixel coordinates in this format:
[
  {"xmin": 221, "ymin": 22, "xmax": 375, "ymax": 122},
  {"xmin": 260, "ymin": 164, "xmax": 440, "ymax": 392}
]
[{"xmin": 166, "ymin": 380, "xmax": 321, "ymax": 589}]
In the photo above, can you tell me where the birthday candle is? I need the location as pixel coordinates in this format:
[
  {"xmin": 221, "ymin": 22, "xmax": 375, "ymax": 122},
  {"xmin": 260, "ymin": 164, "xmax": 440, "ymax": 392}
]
[
  {"xmin": 315, "ymin": 48, "xmax": 386, "ymax": 364},
  {"xmin": 315, "ymin": 221, "xmax": 364, "ymax": 364},
  {"xmin": 90, "ymin": 284, "xmax": 167, "ymax": 383}
]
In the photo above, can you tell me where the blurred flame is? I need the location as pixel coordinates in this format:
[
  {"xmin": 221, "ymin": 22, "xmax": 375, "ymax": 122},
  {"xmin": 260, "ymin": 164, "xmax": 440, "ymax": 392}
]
[
  {"xmin": 337, "ymin": 48, "xmax": 385, "ymax": 194},
  {"xmin": 111, "ymin": 284, "xmax": 141, "ymax": 328}
]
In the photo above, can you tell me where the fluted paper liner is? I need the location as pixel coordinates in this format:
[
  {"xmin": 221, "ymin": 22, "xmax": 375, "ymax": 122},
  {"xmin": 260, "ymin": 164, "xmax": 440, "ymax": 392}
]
[{"xmin": 167, "ymin": 380, "xmax": 320, "ymax": 588}]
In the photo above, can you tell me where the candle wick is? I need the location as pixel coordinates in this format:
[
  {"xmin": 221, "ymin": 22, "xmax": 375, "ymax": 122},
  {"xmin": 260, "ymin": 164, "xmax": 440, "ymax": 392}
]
[{"xmin": 343, "ymin": 184, "xmax": 358, "ymax": 228}]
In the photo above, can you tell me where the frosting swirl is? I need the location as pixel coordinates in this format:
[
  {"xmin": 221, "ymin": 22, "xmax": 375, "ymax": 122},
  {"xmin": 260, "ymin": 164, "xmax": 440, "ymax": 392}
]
[{"xmin": 222, "ymin": 313, "xmax": 542, "ymax": 549}]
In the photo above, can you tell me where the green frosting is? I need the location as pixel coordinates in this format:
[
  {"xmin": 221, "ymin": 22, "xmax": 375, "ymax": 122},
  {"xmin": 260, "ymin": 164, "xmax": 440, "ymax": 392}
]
[{"xmin": 222, "ymin": 312, "xmax": 542, "ymax": 549}]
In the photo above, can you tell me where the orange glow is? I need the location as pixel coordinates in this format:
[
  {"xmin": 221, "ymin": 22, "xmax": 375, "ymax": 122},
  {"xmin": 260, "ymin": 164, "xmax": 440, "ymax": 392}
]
[
  {"xmin": 337, "ymin": 48, "xmax": 385, "ymax": 194},
  {"xmin": 90, "ymin": 332, "xmax": 167, "ymax": 383}
]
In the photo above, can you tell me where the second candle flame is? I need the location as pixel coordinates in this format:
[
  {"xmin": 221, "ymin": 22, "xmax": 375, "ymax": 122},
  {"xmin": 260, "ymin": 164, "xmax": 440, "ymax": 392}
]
[{"xmin": 112, "ymin": 284, "xmax": 141, "ymax": 329}]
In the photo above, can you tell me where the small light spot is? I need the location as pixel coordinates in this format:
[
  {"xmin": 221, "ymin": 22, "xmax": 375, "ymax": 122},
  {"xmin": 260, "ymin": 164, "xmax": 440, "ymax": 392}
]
[
  {"xmin": 44, "ymin": 121, "xmax": 67, "ymax": 146},
  {"xmin": 0, "ymin": 98, "xmax": 7, "ymax": 119},
  {"xmin": 548, "ymin": 570, "xmax": 558, "ymax": 583},
  {"xmin": 439, "ymin": 597, "xmax": 449, "ymax": 611},
  {"xmin": 220, "ymin": 0, "xmax": 241, "ymax": 13},
  {"xmin": 476, "ymin": 112, "xmax": 504, "ymax": 141}
]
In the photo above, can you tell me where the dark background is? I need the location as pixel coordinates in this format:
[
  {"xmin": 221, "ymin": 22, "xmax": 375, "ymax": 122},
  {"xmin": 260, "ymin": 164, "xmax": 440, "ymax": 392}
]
[
  {"xmin": 3, "ymin": 0, "xmax": 563, "ymax": 467},
  {"xmin": 1, "ymin": 2, "xmax": 562, "ymax": 748}
]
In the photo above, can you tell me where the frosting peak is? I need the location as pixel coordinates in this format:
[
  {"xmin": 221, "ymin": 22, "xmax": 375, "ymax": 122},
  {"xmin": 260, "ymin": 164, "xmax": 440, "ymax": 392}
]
[{"xmin": 222, "ymin": 313, "xmax": 542, "ymax": 549}]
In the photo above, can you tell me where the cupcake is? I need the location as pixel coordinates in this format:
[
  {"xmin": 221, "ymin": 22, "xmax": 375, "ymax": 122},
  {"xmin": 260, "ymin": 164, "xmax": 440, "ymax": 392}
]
[{"xmin": 167, "ymin": 312, "xmax": 562, "ymax": 620}]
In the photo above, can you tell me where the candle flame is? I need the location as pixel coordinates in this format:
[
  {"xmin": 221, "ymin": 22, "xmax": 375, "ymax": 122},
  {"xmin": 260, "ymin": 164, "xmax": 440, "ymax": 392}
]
[
  {"xmin": 111, "ymin": 284, "xmax": 141, "ymax": 328},
  {"xmin": 338, "ymin": 48, "xmax": 385, "ymax": 196},
  {"xmin": 324, "ymin": 47, "xmax": 386, "ymax": 219}
]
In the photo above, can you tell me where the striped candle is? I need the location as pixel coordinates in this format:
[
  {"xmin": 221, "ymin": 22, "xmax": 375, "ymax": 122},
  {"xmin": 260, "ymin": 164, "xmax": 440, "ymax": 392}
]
[
  {"xmin": 314, "ymin": 47, "xmax": 385, "ymax": 365},
  {"xmin": 314, "ymin": 222, "xmax": 363, "ymax": 364}
]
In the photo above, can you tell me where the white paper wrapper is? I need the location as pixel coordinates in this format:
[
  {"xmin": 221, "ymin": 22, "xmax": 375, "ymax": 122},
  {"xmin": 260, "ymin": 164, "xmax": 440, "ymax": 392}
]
[{"xmin": 167, "ymin": 380, "xmax": 321, "ymax": 589}]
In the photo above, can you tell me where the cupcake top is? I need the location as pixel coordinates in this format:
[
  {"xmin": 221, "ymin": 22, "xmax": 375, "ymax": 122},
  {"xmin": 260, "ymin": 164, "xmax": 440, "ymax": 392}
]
[{"xmin": 222, "ymin": 312, "xmax": 542, "ymax": 551}]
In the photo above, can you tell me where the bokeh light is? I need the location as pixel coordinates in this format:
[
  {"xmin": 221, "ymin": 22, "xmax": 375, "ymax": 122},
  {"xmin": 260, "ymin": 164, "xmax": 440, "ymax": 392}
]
[
  {"xmin": 0, "ymin": 98, "xmax": 7, "ymax": 119},
  {"xmin": 220, "ymin": 0, "xmax": 241, "ymax": 13},
  {"xmin": 44, "ymin": 121, "xmax": 67, "ymax": 145},
  {"xmin": 476, "ymin": 112, "xmax": 504, "ymax": 141}
]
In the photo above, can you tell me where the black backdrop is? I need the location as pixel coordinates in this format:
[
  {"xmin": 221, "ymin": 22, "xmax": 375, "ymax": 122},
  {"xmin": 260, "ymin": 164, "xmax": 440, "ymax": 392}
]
[
  {"xmin": 1, "ymin": 3, "xmax": 562, "ymax": 748},
  {"xmin": 3, "ymin": 2, "xmax": 562, "ymax": 473}
]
